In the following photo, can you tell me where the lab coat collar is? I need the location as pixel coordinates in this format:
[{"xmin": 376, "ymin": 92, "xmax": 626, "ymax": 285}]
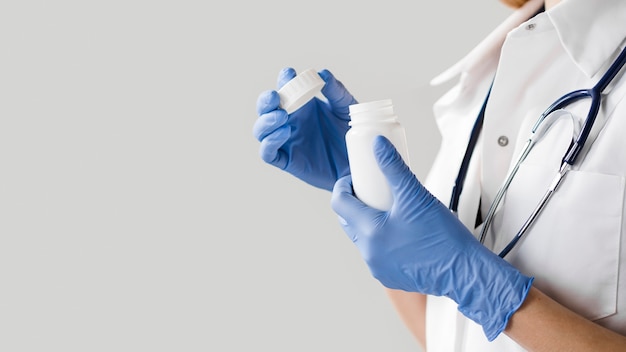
[
  {"xmin": 430, "ymin": 0, "xmax": 544, "ymax": 86},
  {"xmin": 431, "ymin": 0, "xmax": 626, "ymax": 85},
  {"xmin": 547, "ymin": 0, "xmax": 626, "ymax": 78}
]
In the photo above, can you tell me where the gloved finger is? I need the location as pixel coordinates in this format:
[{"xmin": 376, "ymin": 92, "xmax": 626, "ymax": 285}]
[
  {"xmin": 256, "ymin": 90, "xmax": 281, "ymax": 116},
  {"xmin": 253, "ymin": 109, "xmax": 289, "ymax": 141},
  {"xmin": 277, "ymin": 67, "xmax": 297, "ymax": 89},
  {"xmin": 258, "ymin": 125, "xmax": 290, "ymax": 169},
  {"xmin": 373, "ymin": 135, "xmax": 429, "ymax": 207},
  {"xmin": 331, "ymin": 175, "xmax": 382, "ymax": 236},
  {"xmin": 319, "ymin": 69, "xmax": 358, "ymax": 117}
]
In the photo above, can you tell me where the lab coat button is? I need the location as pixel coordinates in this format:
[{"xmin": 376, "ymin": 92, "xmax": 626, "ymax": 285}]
[
  {"xmin": 525, "ymin": 23, "xmax": 536, "ymax": 31},
  {"xmin": 497, "ymin": 136, "xmax": 509, "ymax": 146}
]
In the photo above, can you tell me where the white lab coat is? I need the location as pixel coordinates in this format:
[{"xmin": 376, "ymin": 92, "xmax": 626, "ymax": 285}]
[{"xmin": 423, "ymin": 0, "xmax": 626, "ymax": 350}]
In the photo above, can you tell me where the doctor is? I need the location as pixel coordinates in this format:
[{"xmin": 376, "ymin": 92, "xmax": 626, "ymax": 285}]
[{"xmin": 253, "ymin": 0, "xmax": 626, "ymax": 350}]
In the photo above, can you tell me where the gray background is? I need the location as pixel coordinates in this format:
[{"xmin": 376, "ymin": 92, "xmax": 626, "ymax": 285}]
[{"xmin": 1, "ymin": 1, "xmax": 510, "ymax": 351}]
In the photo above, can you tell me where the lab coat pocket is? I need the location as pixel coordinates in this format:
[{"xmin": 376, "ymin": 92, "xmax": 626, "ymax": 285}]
[{"xmin": 494, "ymin": 164, "xmax": 625, "ymax": 321}]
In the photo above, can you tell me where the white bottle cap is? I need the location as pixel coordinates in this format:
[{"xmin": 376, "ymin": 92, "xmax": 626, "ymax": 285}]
[{"xmin": 277, "ymin": 68, "xmax": 325, "ymax": 114}]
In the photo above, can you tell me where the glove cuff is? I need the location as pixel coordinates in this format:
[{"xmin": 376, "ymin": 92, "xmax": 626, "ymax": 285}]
[
  {"xmin": 455, "ymin": 248, "xmax": 534, "ymax": 342},
  {"xmin": 481, "ymin": 273, "xmax": 534, "ymax": 341}
]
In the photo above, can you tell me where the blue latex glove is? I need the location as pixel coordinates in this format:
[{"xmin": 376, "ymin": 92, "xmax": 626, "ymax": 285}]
[
  {"xmin": 331, "ymin": 136, "xmax": 534, "ymax": 341},
  {"xmin": 253, "ymin": 68, "xmax": 358, "ymax": 191}
]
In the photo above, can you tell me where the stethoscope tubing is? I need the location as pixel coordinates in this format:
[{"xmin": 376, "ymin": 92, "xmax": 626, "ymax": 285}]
[
  {"xmin": 452, "ymin": 44, "xmax": 626, "ymax": 258},
  {"xmin": 562, "ymin": 45, "xmax": 626, "ymax": 165}
]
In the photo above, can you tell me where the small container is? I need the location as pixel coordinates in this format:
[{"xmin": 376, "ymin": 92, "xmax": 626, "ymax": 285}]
[
  {"xmin": 346, "ymin": 99, "xmax": 410, "ymax": 211},
  {"xmin": 277, "ymin": 68, "xmax": 325, "ymax": 114}
]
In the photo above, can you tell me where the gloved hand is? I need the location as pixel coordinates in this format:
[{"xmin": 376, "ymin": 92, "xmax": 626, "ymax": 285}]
[
  {"xmin": 253, "ymin": 68, "xmax": 358, "ymax": 191},
  {"xmin": 331, "ymin": 136, "xmax": 534, "ymax": 341}
]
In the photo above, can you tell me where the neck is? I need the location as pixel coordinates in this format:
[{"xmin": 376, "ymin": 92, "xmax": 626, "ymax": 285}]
[{"xmin": 544, "ymin": 0, "xmax": 561, "ymax": 10}]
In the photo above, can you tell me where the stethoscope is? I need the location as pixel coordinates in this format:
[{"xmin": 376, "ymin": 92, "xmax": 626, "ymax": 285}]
[{"xmin": 449, "ymin": 44, "xmax": 626, "ymax": 259}]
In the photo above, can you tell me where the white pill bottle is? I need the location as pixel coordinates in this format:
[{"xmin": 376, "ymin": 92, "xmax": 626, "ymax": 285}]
[{"xmin": 346, "ymin": 99, "xmax": 411, "ymax": 211}]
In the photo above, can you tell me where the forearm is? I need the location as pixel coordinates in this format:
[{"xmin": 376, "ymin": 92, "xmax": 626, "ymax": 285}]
[
  {"xmin": 385, "ymin": 288, "xmax": 426, "ymax": 349},
  {"xmin": 505, "ymin": 287, "xmax": 626, "ymax": 351}
]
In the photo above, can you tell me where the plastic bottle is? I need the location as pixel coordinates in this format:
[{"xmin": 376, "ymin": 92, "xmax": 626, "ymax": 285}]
[{"xmin": 346, "ymin": 99, "xmax": 410, "ymax": 211}]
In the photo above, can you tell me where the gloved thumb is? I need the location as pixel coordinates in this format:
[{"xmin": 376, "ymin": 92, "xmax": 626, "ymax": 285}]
[
  {"xmin": 373, "ymin": 136, "xmax": 431, "ymax": 208},
  {"xmin": 319, "ymin": 69, "xmax": 358, "ymax": 117}
]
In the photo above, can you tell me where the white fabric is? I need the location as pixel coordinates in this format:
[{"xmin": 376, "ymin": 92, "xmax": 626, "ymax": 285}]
[{"xmin": 423, "ymin": 0, "xmax": 626, "ymax": 350}]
